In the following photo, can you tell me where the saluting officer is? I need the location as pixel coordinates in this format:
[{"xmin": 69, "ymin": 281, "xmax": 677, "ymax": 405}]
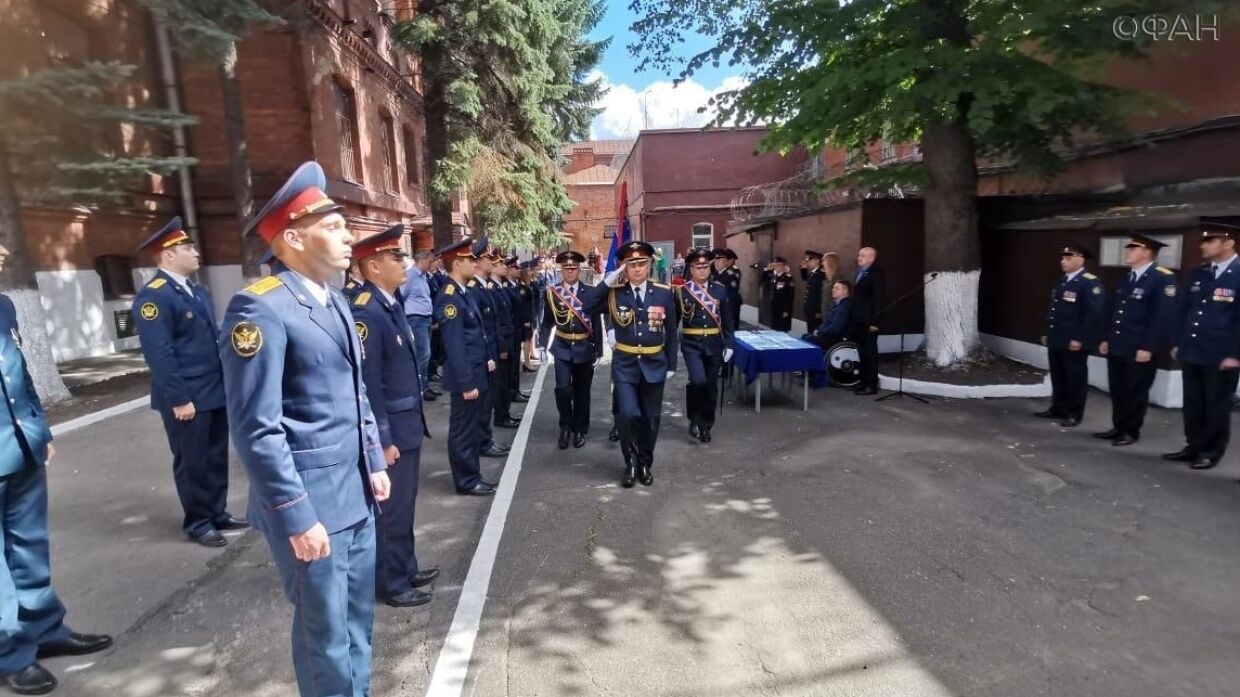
[
  {"xmin": 800, "ymin": 250, "xmax": 827, "ymax": 333},
  {"xmin": 467, "ymin": 244, "xmax": 511, "ymax": 458},
  {"xmin": 1095, "ymin": 233, "xmax": 1180, "ymax": 447},
  {"xmin": 1035, "ymin": 244, "xmax": 1105, "ymax": 428},
  {"xmin": 435, "ymin": 239, "xmax": 499, "ymax": 497},
  {"xmin": 539, "ymin": 250, "xmax": 607, "ymax": 449},
  {"xmin": 132, "ymin": 217, "xmax": 247, "ymax": 547},
  {"xmin": 219, "ymin": 161, "xmax": 391, "ymax": 696},
  {"xmin": 761, "ymin": 257, "xmax": 795, "ymax": 332},
  {"xmin": 0, "ymin": 246, "xmax": 113, "ymax": 697},
  {"xmin": 348, "ymin": 224, "xmax": 439, "ymax": 608},
  {"xmin": 677, "ymin": 248, "xmax": 735, "ymax": 443},
  {"xmin": 608, "ymin": 241, "xmax": 679, "ymax": 488},
  {"xmin": 1165, "ymin": 220, "xmax": 1240, "ymax": 470}
]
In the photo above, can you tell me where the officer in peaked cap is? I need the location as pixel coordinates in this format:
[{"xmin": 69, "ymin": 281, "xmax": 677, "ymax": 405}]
[
  {"xmin": 348, "ymin": 224, "xmax": 439, "ymax": 608},
  {"xmin": 218, "ymin": 161, "xmax": 391, "ymax": 696},
  {"xmin": 800, "ymin": 250, "xmax": 827, "ymax": 333},
  {"xmin": 761, "ymin": 255, "xmax": 795, "ymax": 332},
  {"xmin": 1095, "ymin": 232, "xmax": 1180, "ymax": 447},
  {"xmin": 539, "ymin": 250, "xmax": 608, "ymax": 449},
  {"xmin": 466, "ymin": 238, "xmax": 511, "ymax": 457},
  {"xmin": 608, "ymin": 240, "xmax": 678, "ymax": 488},
  {"xmin": 1165, "ymin": 219, "xmax": 1240, "ymax": 470},
  {"xmin": 677, "ymin": 248, "xmax": 735, "ymax": 443},
  {"xmin": 133, "ymin": 217, "xmax": 247, "ymax": 547},
  {"xmin": 435, "ymin": 238, "xmax": 499, "ymax": 496},
  {"xmin": 500, "ymin": 255, "xmax": 531, "ymax": 405},
  {"xmin": 711, "ymin": 248, "xmax": 743, "ymax": 330},
  {"xmin": 1035, "ymin": 243, "xmax": 1105, "ymax": 427}
]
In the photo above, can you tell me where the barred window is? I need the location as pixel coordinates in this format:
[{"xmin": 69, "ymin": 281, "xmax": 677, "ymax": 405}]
[
  {"xmin": 379, "ymin": 114, "xmax": 397, "ymax": 193},
  {"xmin": 334, "ymin": 82, "xmax": 361, "ymax": 183}
]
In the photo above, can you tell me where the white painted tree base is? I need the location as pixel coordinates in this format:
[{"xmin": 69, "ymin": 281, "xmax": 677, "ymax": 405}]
[
  {"xmin": 924, "ymin": 270, "xmax": 981, "ymax": 367},
  {"xmin": 7, "ymin": 288, "xmax": 71, "ymax": 403}
]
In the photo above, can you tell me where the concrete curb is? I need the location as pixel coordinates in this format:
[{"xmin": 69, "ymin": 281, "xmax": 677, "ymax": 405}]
[
  {"xmin": 51, "ymin": 395, "xmax": 149, "ymax": 437},
  {"xmin": 878, "ymin": 374, "xmax": 1051, "ymax": 399}
]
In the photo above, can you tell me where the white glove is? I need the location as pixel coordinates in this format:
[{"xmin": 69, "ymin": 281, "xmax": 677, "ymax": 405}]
[
  {"xmin": 723, "ymin": 348, "xmax": 734, "ymax": 363},
  {"xmin": 603, "ymin": 265, "xmax": 625, "ymax": 286},
  {"xmin": 665, "ymin": 370, "xmax": 676, "ymax": 380},
  {"xmin": 606, "ymin": 329, "xmax": 616, "ymax": 349}
]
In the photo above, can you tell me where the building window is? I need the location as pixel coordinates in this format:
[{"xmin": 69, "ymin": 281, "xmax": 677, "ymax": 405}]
[
  {"xmin": 603, "ymin": 223, "xmax": 617, "ymax": 239},
  {"xmin": 691, "ymin": 223, "xmax": 714, "ymax": 249},
  {"xmin": 1099, "ymin": 233, "xmax": 1183, "ymax": 269},
  {"xmin": 334, "ymin": 81, "xmax": 362, "ymax": 183},
  {"xmin": 379, "ymin": 113, "xmax": 398, "ymax": 193},
  {"xmin": 95, "ymin": 255, "xmax": 135, "ymax": 300},
  {"xmin": 37, "ymin": 6, "xmax": 91, "ymax": 65},
  {"xmin": 403, "ymin": 126, "xmax": 420, "ymax": 186}
]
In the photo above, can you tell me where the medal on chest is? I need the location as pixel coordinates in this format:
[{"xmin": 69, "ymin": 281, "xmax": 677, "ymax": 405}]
[
  {"xmin": 1214, "ymin": 288, "xmax": 1235, "ymax": 303},
  {"xmin": 1062, "ymin": 290, "xmax": 1077, "ymax": 303}
]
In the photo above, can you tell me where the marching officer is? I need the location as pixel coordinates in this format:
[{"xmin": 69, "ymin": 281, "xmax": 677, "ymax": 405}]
[
  {"xmin": 608, "ymin": 241, "xmax": 679, "ymax": 488},
  {"xmin": 1095, "ymin": 233, "xmax": 1180, "ymax": 447},
  {"xmin": 1035, "ymin": 244, "xmax": 1105, "ymax": 428},
  {"xmin": 132, "ymin": 217, "xmax": 247, "ymax": 547},
  {"xmin": 539, "ymin": 251, "xmax": 607, "ymax": 449},
  {"xmin": 219, "ymin": 161, "xmax": 391, "ymax": 696},
  {"xmin": 1165, "ymin": 220, "xmax": 1240, "ymax": 470},
  {"xmin": 0, "ymin": 246, "xmax": 113, "ymax": 696},
  {"xmin": 677, "ymin": 248, "xmax": 735, "ymax": 443},
  {"xmin": 761, "ymin": 257, "xmax": 795, "ymax": 332},
  {"xmin": 800, "ymin": 250, "xmax": 827, "ymax": 333},
  {"xmin": 436, "ymin": 239, "xmax": 499, "ymax": 496},
  {"xmin": 348, "ymin": 224, "xmax": 439, "ymax": 608}
]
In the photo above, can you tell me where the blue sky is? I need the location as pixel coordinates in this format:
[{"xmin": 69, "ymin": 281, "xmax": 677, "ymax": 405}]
[{"xmin": 587, "ymin": 2, "xmax": 748, "ymax": 140}]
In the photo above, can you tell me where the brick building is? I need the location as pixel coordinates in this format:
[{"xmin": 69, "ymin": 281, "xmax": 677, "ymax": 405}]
[{"xmin": 559, "ymin": 139, "xmax": 631, "ymax": 255}]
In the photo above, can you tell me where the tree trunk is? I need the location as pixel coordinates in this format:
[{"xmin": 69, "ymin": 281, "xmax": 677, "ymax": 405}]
[
  {"xmin": 219, "ymin": 42, "xmax": 259, "ymax": 279},
  {"xmin": 920, "ymin": 117, "xmax": 981, "ymax": 367},
  {"xmin": 0, "ymin": 136, "xmax": 70, "ymax": 402},
  {"xmin": 422, "ymin": 44, "xmax": 456, "ymax": 249}
]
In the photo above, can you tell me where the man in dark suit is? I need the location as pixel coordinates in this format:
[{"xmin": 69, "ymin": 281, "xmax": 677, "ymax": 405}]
[
  {"xmin": 802, "ymin": 280, "xmax": 854, "ymax": 349},
  {"xmin": 1036, "ymin": 244, "xmax": 1105, "ymax": 427},
  {"xmin": 219, "ymin": 161, "xmax": 391, "ymax": 696},
  {"xmin": 850, "ymin": 246, "xmax": 886, "ymax": 395},
  {"xmin": 0, "ymin": 246, "xmax": 112, "ymax": 696},
  {"xmin": 132, "ymin": 217, "xmax": 247, "ymax": 547}
]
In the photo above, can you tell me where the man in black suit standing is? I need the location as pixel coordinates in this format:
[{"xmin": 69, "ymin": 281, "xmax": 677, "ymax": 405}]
[{"xmin": 850, "ymin": 247, "xmax": 886, "ymax": 395}]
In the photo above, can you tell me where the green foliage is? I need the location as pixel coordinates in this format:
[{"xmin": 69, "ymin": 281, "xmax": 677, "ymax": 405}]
[
  {"xmin": 0, "ymin": 62, "xmax": 197, "ymax": 205},
  {"xmin": 135, "ymin": 0, "xmax": 283, "ymax": 62}
]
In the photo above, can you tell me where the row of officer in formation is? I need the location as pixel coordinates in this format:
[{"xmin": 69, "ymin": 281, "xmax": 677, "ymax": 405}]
[{"xmin": 1040, "ymin": 223, "xmax": 1240, "ymax": 473}]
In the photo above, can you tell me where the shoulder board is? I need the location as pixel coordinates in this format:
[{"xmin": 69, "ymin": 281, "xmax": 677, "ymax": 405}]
[
  {"xmin": 466, "ymin": 280, "xmax": 477, "ymax": 288},
  {"xmin": 652, "ymin": 282, "xmax": 670, "ymax": 290},
  {"xmin": 1082, "ymin": 273, "xmax": 1098, "ymax": 280},
  {"xmin": 353, "ymin": 291, "xmax": 372, "ymax": 307},
  {"xmin": 244, "ymin": 276, "xmax": 284, "ymax": 296},
  {"xmin": 1157, "ymin": 267, "xmax": 1174, "ymax": 275},
  {"xmin": 444, "ymin": 283, "xmax": 456, "ymax": 295},
  {"xmin": 146, "ymin": 278, "xmax": 167, "ymax": 289}
]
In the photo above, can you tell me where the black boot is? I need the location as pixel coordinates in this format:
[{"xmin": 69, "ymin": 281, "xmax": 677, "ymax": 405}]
[
  {"xmin": 608, "ymin": 425, "xmax": 620, "ymax": 442},
  {"xmin": 698, "ymin": 427, "xmax": 712, "ymax": 443},
  {"xmin": 572, "ymin": 432, "xmax": 587, "ymax": 448},
  {"xmin": 558, "ymin": 428, "xmax": 570, "ymax": 450},
  {"xmin": 689, "ymin": 422, "xmax": 699, "ymax": 439},
  {"xmin": 637, "ymin": 463, "xmax": 654, "ymax": 486},
  {"xmin": 621, "ymin": 463, "xmax": 637, "ymax": 488}
]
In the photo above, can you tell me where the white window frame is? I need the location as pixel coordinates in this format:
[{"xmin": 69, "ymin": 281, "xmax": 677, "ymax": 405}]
[
  {"xmin": 691, "ymin": 222, "xmax": 714, "ymax": 249},
  {"xmin": 1098, "ymin": 233, "xmax": 1183, "ymax": 269}
]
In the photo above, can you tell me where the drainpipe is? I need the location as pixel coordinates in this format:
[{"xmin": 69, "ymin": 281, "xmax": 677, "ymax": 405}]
[{"xmin": 153, "ymin": 20, "xmax": 199, "ymax": 246}]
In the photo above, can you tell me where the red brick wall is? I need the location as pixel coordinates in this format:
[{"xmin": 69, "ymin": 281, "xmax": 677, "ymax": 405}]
[{"xmin": 563, "ymin": 183, "xmax": 615, "ymax": 256}]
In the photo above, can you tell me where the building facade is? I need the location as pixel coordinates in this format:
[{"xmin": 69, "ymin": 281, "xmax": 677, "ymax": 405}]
[{"xmin": 559, "ymin": 139, "xmax": 631, "ymax": 255}]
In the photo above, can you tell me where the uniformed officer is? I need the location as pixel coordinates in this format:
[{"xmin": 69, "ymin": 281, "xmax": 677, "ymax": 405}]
[
  {"xmin": 711, "ymin": 248, "xmax": 744, "ymax": 330},
  {"xmin": 132, "ymin": 217, "xmax": 247, "ymax": 547},
  {"xmin": 219, "ymin": 161, "xmax": 391, "ymax": 696},
  {"xmin": 342, "ymin": 260, "xmax": 365, "ymax": 301},
  {"xmin": 1165, "ymin": 220, "xmax": 1240, "ymax": 470},
  {"xmin": 608, "ymin": 241, "xmax": 679, "ymax": 487},
  {"xmin": 500, "ymin": 256, "xmax": 530, "ymax": 403},
  {"xmin": 348, "ymin": 224, "xmax": 439, "ymax": 608},
  {"xmin": 0, "ymin": 246, "xmax": 113, "ymax": 696},
  {"xmin": 1094, "ymin": 233, "xmax": 1180, "ymax": 446},
  {"xmin": 1035, "ymin": 244, "xmax": 1105, "ymax": 428},
  {"xmin": 435, "ymin": 239, "xmax": 499, "ymax": 496},
  {"xmin": 518, "ymin": 261, "xmax": 538, "ymax": 372},
  {"xmin": 484, "ymin": 250, "xmax": 519, "ymax": 430},
  {"xmin": 761, "ymin": 257, "xmax": 795, "ymax": 332},
  {"xmin": 677, "ymin": 248, "xmax": 735, "ymax": 443},
  {"xmin": 800, "ymin": 250, "xmax": 827, "ymax": 333},
  {"xmin": 539, "ymin": 251, "xmax": 607, "ymax": 449},
  {"xmin": 467, "ymin": 245, "xmax": 511, "ymax": 459}
]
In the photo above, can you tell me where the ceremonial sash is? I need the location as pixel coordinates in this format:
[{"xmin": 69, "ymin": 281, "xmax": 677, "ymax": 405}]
[
  {"xmin": 551, "ymin": 283, "xmax": 592, "ymax": 333},
  {"xmin": 684, "ymin": 282, "xmax": 720, "ymax": 325}
]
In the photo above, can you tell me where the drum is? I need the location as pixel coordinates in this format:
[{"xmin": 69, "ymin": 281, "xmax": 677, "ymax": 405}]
[{"xmin": 825, "ymin": 341, "xmax": 861, "ymax": 388}]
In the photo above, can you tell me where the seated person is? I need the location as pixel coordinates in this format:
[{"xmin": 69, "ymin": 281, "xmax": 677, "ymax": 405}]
[{"xmin": 801, "ymin": 280, "xmax": 852, "ymax": 349}]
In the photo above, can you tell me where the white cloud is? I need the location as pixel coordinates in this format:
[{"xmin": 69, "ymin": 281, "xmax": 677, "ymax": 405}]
[{"xmin": 589, "ymin": 69, "xmax": 749, "ymax": 140}]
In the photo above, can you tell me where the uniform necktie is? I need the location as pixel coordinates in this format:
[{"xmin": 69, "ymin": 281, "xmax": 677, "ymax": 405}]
[
  {"xmin": 635, "ymin": 286, "xmax": 644, "ymax": 306},
  {"xmin": 1129, "ymin": 271, "xmax": 1137, "ymax": 284},
  {"xmin": 1213, "ymin": 264, "xmax": 1221, "ymax": 279}
]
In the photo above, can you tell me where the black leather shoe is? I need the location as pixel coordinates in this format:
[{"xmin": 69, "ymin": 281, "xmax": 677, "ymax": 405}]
[
  {"xmin": 1162, "ymin": 447, "xmax": 1196, "ymax": 462},
  {"xmin": 37, "ymin": 632, "xmax": 113, "ymax": 659},
  {"xmin": 480, "ymin": 479, "xmax": 498, "ymax": 488},
  {"xmin": 428, "ymin": 386, "xmax": 443, "ymax": 396},
  {"xmin": 2, "ymin": 663, "xmax": 56, "ymax": 695},
  {"xmin": 1189, "ymin": 457, "xmax": 1218, "ymax": 470},
  {"xmin": 621, "ymin": 464, "xmax": 636, "ymax": 488},
  {"xmin": 495, "ymin": 416, "xmax": 521, "ymax": 429},
  {"xmin": 1058, "ymin": 417, "xmax": 1080, "ymax": 428},
  {"xmin": 1093, "ymin": 428, "xmax": 1121, "ymax": 440},
  {"xmin": 214, "ymin": 514, "xmax": 249, "ymax": 531},
  {"xmin": 411, "ymin": 568, "xmax": 440, "ymax": 588},
  {"xmin": 1033, "ymin": 408, "xmax": 1062, "ymax": 419},
  {"xmin": 422, "ymin": 389, "xmax": 438, "ymax": 402},
  {"xmin": 457, "ymin": 483, "xmax": 496, "ymax": 496},
  {"xmin": 689, "ymin": 422, "xmax": 699, "ymax": 439},
  {"xmin": 572, "ymin": 432, "xmax": 586, "ymax": 448},
  {"xmin": 608, "ymin": 426, "xmax": 620, "ymax": 442},
  {"xmin": 637, "ymin": 464, "xmax": 654, "ymax": 486},
  {"xmin": 511, "ymin": 394, "xmax": 529, "ymax": 403},
  {"xmin": 558, "ymin": 429, "xmax": 571, "ymax": 450},
  {"xmin": 481, "ymin": 445, "xmax": 508, "ymax": 458},
  {"xmin": 383, "ymin": 589, "xmax": 432, "ymax": 608},
  {"xmin": 1111, "ymin": 435, "xmax": 1138, "ymax": 447},
  {"xmin": 191, "ymin": 529, "xmax": 228, "ymax": 548},
  {"xmin": 698, "ymin": 427, "xmax": 712, "ymax": 443}
]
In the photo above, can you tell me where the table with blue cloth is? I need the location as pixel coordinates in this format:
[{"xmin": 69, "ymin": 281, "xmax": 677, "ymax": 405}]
[{"xmin": 729, "ymin": 330, "xmax": 827, "ymax": 412}]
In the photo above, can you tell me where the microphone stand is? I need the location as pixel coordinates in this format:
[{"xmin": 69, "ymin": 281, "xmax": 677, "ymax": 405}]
[{"xmin": 874, "ymin": 273, "xmax": 940, "ymax": 404}]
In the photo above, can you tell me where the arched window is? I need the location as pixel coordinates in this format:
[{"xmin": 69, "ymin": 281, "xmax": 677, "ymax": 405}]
[
  {"xmin": 334, "ymin": 80, "xmax": 362, "ymax": 183},
  {"xmin": 691, "ymin": 222, "xmax": 714, "ymax": 249}
]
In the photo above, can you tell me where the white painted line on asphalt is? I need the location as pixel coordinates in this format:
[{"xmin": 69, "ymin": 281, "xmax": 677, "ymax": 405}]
[
  {"xmin": 424, "ymin": 363, "xmax": 549, "ymax": 697},
  {"xmin": 51, "ymin": 395, "xmax": 149, "ymax": 437}
]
